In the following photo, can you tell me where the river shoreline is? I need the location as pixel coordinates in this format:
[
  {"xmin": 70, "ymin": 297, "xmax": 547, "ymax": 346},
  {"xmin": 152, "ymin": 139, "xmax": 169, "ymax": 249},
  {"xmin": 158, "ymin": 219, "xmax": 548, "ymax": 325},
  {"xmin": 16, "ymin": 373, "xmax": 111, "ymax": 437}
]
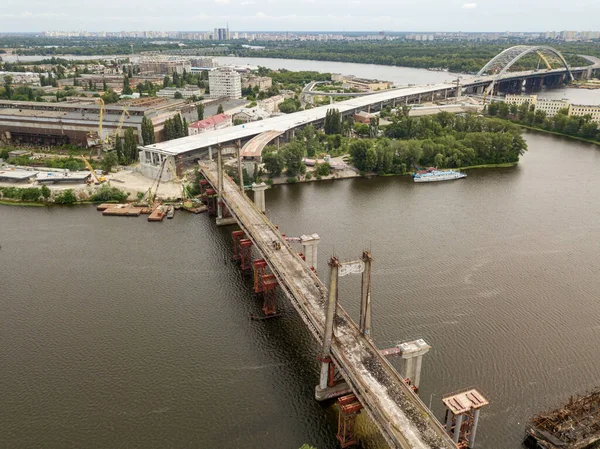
[{"xmin": 0, "ymin": 162, "xmax": 519, "ymax": 207}]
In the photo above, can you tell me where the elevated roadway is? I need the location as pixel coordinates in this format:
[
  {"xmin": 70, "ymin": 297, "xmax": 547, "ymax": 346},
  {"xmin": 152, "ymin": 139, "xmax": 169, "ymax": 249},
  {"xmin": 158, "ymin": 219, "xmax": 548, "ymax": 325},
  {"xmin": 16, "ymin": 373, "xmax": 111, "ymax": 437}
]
[{"xmin": 200, "ymin": 160, "xmax": 458, "ymax": 449}]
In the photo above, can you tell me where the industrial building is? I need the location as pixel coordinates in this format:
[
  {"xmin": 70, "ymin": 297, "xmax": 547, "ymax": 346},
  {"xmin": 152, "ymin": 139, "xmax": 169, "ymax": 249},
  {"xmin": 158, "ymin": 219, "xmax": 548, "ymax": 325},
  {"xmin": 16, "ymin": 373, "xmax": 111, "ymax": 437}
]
[
  {"xmin": 137, "ymin": 56, "xmax": 192, "ymax": 75},
  {"xmin": 0, "ymin": 72, "xmax": 41, "ymax": 86},
  {"xmin": 208, "ymin": 67, "xmax": 242, "ymax": 99},
  {"xmin": 156, "ymin": 86, "xmax": 204, "ymax": 99},
  {"xmin": 0, "ymin": 97, "xmax": 195, "ymax": 147}
]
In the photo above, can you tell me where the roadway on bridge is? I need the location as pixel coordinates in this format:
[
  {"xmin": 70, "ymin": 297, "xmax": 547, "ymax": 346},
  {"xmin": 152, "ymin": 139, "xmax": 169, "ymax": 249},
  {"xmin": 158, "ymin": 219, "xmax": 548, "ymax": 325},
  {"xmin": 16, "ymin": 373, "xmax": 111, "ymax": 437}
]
[{"xmin": 200, "ymin": 160, "xmax": 457, "ymax": 449}]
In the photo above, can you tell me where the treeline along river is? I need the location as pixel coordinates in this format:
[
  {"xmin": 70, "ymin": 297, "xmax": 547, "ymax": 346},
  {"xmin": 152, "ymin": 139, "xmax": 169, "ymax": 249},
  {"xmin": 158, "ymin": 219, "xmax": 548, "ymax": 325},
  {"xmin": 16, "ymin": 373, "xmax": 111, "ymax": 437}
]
[{"xmin": 1, "ymin": 130, "xmax": 600, "ymax": 449}]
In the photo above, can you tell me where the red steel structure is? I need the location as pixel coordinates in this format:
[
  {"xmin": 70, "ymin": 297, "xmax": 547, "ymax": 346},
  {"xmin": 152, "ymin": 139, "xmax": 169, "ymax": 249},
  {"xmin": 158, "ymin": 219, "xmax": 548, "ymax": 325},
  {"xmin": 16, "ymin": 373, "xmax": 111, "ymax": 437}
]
[
  {"xmin": 232, "ymin": 231, "xmax": 245, "ymax": 262},
  {"xmin": 336, "ymin": 394, "xmax": 363, "ymax": 448}
]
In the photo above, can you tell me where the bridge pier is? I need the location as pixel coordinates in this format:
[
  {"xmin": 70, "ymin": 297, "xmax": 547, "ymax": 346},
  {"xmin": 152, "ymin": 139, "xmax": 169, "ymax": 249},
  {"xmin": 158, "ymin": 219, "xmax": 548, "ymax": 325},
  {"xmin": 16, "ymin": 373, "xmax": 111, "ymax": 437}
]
[
  {"xmin": 398, "ymin": 339, "xmax": 431, "ymax": 392},
  {"xmin": 300, "ymin": 234, "xmax": 320, "ymax": 270},
  {"xmin": 442, "ymin": 388, "xmax": 489, "ymax": 448},
  {"xmin": 251, "ymin": 182, "xmax": 269, "ymax": 213}
]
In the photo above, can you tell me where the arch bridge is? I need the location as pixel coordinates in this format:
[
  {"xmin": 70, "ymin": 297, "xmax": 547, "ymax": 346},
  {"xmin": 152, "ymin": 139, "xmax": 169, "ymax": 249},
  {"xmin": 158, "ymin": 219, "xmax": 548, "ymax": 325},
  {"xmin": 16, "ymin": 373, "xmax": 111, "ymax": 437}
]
[{"xmin": 473, "ymin": 45, "xmax": 576, "ymax": 95}]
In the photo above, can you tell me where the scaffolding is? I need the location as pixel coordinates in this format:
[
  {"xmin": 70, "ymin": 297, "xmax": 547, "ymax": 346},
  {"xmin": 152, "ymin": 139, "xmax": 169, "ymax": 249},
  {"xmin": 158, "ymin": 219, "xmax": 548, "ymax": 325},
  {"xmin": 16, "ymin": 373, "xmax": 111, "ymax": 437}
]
[{"xmin": 525, "ymin": 389, "xmax": 600, "ymax": 449}]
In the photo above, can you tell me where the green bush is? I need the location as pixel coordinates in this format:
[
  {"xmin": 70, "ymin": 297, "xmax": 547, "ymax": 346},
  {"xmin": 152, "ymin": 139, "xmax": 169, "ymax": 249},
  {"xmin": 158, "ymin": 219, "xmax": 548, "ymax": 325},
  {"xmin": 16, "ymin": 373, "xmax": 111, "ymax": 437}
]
[
  {"xmin": 54, "ymin": 189, "xmax": 76, "ymax": 204},
  {"xmin": 20, "ymin": 187, "xmax": 42, "ymax": 202},
  {"xmin": 1, "ymin": 187, "xmax": 20, "ymax": 199},
  {"xmin": 41, "ymin": 185, "xmax": 51, "ymax": 199},
  {"xmin": 305, "ymin": 172, "xmax": 313, "ymax": 180},
  {"xmin": 265, "ymin": 179, "xmax": 274, "ymax": 185},
  {"xmin": 286, "ymin": 177, "xmax": 298, "ymax": 183},
  {"xmin": 89, "ymin": 185, "xmax": 128, "ymax": 202}
]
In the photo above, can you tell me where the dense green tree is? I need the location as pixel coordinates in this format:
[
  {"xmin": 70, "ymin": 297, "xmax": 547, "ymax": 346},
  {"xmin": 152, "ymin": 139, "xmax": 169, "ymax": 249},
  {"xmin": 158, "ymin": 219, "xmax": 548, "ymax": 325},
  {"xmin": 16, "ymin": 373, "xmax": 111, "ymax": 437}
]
[
  {"xmin": 217, "ymin": 103, "xmax": 224, "ymax": 114},
  {"xmin": 498, "ymin": 102, "xmax": 510, "ymax": 118},
  {"xmin": 163, "ymin": 75, "xmax": 170, "ymax": 88},
  {"xmin": 141, "ymin": 116, "xmax": 155, "ymax": 146},
  {"xmin": 324, "ymin": 108, "xmax": 342, "ymax": 135},
  {"xmin": 122, "ymin": 127, "xmax": 138, "ymax": 164},
  {"xmin": 114, "ymin": 137, "xmax": 123, "ymax": 163},
  {"xmin": 196, "ymin": 103, "xmax": 205, "ymax": 121},
  {"xmin": 122, "ymin": 76, "xmax": 133, "ymax": 95},
  {"xmin": 101, "ymin": 152, "xmax": 118, "ymax": 173},
  {"xmin": 3, "ymin": 75, "xmax": 13, "ymax": 99},
  {"xmin": 487, "ymin": 102, "xmax": 499, "ymax": 116},
  {"xmin": 281, "ymin": 141, "xmax": 306, "ymax": 176},
  {"xmin": 174, "ymin": 91, "xmax": 183, "ymax": 99},
  {"xmin": 349, "ymin": 139, "xmax": 372, "ymax": 171},
  {"xmin": 262, "ymin": 151, "xmax": 284, "ymax": 177}
]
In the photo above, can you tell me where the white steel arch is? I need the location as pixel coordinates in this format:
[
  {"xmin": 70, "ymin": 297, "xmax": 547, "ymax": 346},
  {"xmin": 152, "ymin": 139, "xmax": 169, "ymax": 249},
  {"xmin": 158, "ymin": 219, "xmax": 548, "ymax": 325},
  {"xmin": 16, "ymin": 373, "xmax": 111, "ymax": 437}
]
[{"xmin": 477, "ymin": 45, "xmax": 574, "ymax": 80}]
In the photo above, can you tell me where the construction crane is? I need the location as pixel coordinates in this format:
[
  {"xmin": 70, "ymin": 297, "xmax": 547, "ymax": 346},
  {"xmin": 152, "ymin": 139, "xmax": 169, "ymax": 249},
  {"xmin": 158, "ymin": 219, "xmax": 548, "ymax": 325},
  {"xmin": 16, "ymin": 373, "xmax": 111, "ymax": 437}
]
[
  {"xmin": 80, "ymin": 155, "xmax": 106, "ymax": 184},
  {"xmin": 149, "ymin": 159, "xmax": 167, "ymax": 205},
  {"xmin": 112, "ymin": 107, "xmax": 130, "ymax": 146},
  {"xmin": 88, "ymin": 97, "xmax": 107, "ymax": 159}
]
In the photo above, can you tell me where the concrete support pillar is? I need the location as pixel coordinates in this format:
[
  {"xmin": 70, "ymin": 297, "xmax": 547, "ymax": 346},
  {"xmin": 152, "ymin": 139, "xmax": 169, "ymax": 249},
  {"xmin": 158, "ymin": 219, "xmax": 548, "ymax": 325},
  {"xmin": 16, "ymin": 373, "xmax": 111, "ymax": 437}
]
[
  {"xmin": 453, "ymin": 414, "xmax": 463, "ymax": 444},
  {"xmin": 329, "ymin": 96, "xmax": 334, "ymax": 105},
  {"xmin": 319, "ymin": 257, "xmax": 340, "ymax": 390},
  {"xmin": 208, "ymin": 146, "xmax": 213, "ymax": 161},
  {"xmin": 392, "ymin": 98, "xmax": 396, "ymax": 107},
  {"xmin": 398, "ymin": 339, "xmax": 431, "ymax": 391},
  {"xmin": 444, "ymin": 89, "xmax": 448, "ymax": 99},
  {"xmin": 367, "ymin": 105, "xmax": 371, "ymax": 113},
  {"xmin": 418, "ymin": 93, "xmax": 421, "ymax": 103},
  {"xmin": 251, "ymin": 182, "xmax": 269, "ymax": 213},
  {"xmin": 414, "ymin": 353, "xmax": 424, "ymax": 388},
  {"xmin": 276, "ymin": 136, "xmax": 280, "ymax": 151},
  {"xmin": 445, "ymin": 410, "xmax": 453, "ymax": 433},
  {"xmin": 359, "ymin": 250, "xmax": 373, "ymax": 338},
  {"xmin": 236, "ymin": 141, "xmax": 244, "ymax": 193},
  {"xmin": 217, "ymin": 146, "xmax": 223, "ymax": 219},
  {"xmin": 469, "ymin": 408, "xmax": 481, "ymax": 448},
  {"xmin": 301, "ymin": 234, "xmax": 321, "ymax": 270}
]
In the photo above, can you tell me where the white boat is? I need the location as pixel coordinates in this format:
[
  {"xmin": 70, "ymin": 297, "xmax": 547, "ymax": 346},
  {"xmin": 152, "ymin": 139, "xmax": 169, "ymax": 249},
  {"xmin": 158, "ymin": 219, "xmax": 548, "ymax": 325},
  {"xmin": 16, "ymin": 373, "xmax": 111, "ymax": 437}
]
[{"xmin": 413, "ymin": 169, "xmax": 467, "ymax": 183}]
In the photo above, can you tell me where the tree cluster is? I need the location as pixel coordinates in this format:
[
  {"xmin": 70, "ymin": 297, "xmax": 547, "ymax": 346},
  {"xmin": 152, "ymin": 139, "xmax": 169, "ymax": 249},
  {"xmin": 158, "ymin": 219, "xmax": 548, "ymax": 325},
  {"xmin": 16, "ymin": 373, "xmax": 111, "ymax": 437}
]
[
  {"xmin": 350, "ymin": 112, "xmax": 527, "ymax": 173},
  {"xmin": 488, "ymin": 101, "xmax": 600, "ymax": 142},
  {"xmin": 324, "ymin": 108, "xmax": 342, "ymax": 135},
  {"xmin": 163, "ymin": 114, "xmax": 188, "ymax": 141}
]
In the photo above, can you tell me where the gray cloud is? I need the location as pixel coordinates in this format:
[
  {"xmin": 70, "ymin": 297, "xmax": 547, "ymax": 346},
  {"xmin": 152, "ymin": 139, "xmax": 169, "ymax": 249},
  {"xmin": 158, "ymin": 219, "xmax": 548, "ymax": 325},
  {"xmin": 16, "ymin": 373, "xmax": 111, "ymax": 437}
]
[{"xmin": 0, "ymin": 0, "xmax": 598, "ymax": 32}]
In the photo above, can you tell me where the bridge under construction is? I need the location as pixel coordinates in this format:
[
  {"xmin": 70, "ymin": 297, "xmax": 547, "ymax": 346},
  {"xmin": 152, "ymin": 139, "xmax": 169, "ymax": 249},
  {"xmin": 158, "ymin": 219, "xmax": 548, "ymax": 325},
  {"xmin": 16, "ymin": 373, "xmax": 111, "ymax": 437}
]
[{"xmin": 198, "ymin": 153, "xmax": 490, "ymax": 449}]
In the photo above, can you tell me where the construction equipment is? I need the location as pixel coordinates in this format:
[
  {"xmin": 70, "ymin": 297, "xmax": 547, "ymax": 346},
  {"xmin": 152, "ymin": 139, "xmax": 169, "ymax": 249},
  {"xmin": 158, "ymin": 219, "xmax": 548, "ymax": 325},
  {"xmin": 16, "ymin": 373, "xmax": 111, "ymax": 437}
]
[
  {"xmin": 80, "ymin": 155, "xmax": 106, "ymax": 184},
  {"xmin": 149, "ymin": 159, "xmax": 167, "ymax": 205},
  {"xmin": 111, "ymin": 107, "xmax": 130, "ymax": 147},
  {"xmin": 88, "ymin": 97, "xmax": 108, "ymax": 159}
]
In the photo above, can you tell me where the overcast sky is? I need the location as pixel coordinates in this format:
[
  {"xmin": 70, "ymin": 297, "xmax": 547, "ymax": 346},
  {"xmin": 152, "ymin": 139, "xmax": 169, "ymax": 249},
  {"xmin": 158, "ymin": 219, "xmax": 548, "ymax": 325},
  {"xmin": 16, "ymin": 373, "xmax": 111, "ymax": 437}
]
[{"xmin": 1, "ymin": 0, "xmax": 599, "ymax": 33}]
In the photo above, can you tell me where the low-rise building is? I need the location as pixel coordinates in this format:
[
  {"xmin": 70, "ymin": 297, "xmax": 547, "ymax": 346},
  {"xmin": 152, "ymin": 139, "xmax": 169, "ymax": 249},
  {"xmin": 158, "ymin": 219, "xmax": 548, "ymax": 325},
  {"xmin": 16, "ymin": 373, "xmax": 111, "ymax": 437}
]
[
  {"xmin": 354, "ymin": 110, "xmax": 377, "ymax": 124},
  {"xmin": 137, "ymin": 57, "xmax": 191, "ymax": 75},
  {"xmin": 331, "ymin": 73, "xmax": 345, "ymax": 83},
  {"xmin": 505, "ymin": 94, "xmax": 537, "ymax": 107},
  {"xmin": 157, "ymin": 86, "xmax": 204, "ymax": 98},
  {"xmin": 233, "ymin": 107, "xmax": 270, "ymax": 123},
  {"xmin": 188, "ymin": 113, "xmax": 232, "ymax": 135},
  {"xmin": 535, "ymin": 98, "xmax": 570, "ymax": 118},
  {"xmin": 344, "ymin": 77, "xmax": 392, "ymax": 91},
  {"xmin": 190, "ymin": 57, "xmax": 219, "ymax": 68},
  {"xmin": 569, "ymin": 104, "xmax": 600, "ymax": 123},
  {"xmin": 242, "ymin": 76, "xmax": 273, "ymax": 91},
  {"xmin": 208, "ymin": 67, "xmax": 242, "ymax": 99},
  {"xmin": 0, "ymin": 71, "xmax": 41, "ymax": 86},
  {"xmin": 257, "ymin": 95, "xmax": 285, "ymax": 113}
]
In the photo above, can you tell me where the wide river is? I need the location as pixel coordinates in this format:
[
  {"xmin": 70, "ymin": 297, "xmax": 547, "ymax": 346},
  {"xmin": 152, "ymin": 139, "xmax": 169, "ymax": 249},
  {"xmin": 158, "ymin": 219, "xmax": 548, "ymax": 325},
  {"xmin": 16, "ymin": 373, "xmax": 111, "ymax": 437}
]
[
  {"xmin": 2, "ymin": 129, "xmax": 600, "ymax": 449},
  {"xmin": 2, "ymin": 56, "xmax": 600, "ymax": 449}
]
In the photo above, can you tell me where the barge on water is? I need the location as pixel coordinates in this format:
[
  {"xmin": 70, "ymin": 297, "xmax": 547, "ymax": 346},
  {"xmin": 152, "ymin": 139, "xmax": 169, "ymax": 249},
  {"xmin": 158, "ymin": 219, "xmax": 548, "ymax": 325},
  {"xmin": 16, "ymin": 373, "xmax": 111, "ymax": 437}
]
[{"xmin": 524, "ymin": 389, "xmax": 600, "ymax": 449}]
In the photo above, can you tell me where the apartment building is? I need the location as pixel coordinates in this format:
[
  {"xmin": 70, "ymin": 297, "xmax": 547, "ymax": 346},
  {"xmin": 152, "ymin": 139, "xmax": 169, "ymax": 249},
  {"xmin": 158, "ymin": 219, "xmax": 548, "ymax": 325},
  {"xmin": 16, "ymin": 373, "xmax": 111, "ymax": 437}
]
[{"xmin": 208, "ymin": 67, "xmax": 242, "ymax": 99}]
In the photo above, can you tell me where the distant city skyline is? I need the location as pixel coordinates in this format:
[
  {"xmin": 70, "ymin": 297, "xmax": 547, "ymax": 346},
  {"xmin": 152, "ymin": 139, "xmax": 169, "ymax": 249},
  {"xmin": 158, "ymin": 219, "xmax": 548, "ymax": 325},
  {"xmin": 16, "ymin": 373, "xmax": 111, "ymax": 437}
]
[{"xmin": 0, "ymin": 0, "xmax": 599, "ymax": 33}]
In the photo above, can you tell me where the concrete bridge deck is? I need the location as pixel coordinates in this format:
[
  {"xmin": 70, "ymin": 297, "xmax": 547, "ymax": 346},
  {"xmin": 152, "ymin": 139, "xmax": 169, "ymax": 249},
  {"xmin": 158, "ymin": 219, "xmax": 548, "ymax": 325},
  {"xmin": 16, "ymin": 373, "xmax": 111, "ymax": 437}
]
[{"xmin": 200, "ymin": 160, "xmax": 457, "ymax": 449}]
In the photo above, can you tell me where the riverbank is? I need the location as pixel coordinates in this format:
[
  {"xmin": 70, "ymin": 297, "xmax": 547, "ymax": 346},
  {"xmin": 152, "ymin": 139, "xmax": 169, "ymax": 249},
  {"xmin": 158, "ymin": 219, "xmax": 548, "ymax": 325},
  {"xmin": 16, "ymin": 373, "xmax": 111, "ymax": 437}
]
[{"xmin": 514, "ymin": 123, "xmax": 600, "ymax": 146}]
